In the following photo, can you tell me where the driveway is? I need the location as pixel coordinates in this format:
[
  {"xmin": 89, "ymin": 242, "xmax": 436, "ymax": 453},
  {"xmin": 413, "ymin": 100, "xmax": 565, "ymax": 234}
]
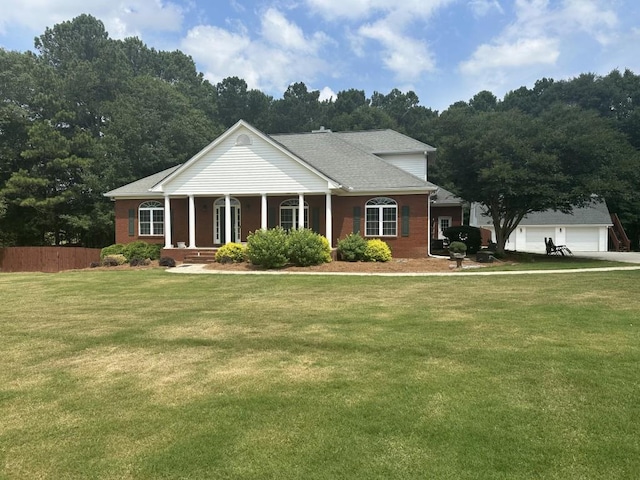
[{"xmin": 572, "ymin": 251, "xmax": 640, "ymax": 264}]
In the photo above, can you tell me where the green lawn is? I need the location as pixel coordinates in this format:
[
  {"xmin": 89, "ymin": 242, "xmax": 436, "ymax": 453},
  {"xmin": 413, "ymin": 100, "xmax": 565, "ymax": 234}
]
[{"xmin": 1, "ymin": 269, "xmax": 639, "ymax": 479}]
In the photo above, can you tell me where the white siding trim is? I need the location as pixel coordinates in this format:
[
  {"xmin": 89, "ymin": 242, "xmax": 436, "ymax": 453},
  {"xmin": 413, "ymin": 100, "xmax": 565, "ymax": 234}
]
[
  {"xmin": 151, "ymin": 120, "xmax": 339, "ymax": 194},
  {"xmin": 377, "ymin": 153, "xmax": 427, "ymax": 181}
]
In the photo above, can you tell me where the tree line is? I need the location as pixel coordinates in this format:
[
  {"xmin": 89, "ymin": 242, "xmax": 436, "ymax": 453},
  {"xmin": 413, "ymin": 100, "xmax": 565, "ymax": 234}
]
[{"xmin": 1, "ymin": 14, "xmax": 638, "ymax": 250}]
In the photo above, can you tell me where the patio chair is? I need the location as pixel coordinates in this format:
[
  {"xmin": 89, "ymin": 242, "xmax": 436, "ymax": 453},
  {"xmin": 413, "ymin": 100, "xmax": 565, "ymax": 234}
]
[{"xmin": 545, "ymin": 237, "xmax": 573, "ymax": 256}]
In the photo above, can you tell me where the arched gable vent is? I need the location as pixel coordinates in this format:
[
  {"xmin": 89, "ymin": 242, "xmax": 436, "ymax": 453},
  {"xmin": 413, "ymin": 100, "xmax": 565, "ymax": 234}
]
[{"xmin": 236, "ymin": 134, "xmax": 252, "ymax": 146}]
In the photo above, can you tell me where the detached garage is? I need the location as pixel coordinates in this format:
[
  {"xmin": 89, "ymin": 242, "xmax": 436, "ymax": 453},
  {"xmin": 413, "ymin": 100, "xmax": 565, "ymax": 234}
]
[{"xmin": 470, "ymin": 199, "xmax": 613, "ymax": 253}]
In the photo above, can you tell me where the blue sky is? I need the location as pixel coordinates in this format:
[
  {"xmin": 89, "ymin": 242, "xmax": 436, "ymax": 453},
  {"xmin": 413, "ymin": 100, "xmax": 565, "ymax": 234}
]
[{"xmin": 1, "ymin": 0, "xmax": 639, "ymax": 111}]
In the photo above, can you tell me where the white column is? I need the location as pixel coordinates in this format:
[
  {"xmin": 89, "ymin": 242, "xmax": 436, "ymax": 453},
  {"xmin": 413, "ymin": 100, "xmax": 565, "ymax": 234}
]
[
  {"xmin": 261, "ymin": 193, "xmax": 268, "ymax": 230},
  {"xmin": 164, "ymin": 195, "xmax": 172, "ymax": 248},
  {"xmin": 298, "ymin": 193, "xmax": 305, "ymax": 229},
  {"xmin": 224, "ymin": 194, "xmax": 232, "ymax": 244},
  {"xmin": 427, "ymin": 193, "xmax": 432, "ymax": 256},
  {"xmin": 188, "ymin": 195, "xmax": 196, "ymax": 248},
  {"xmin": 325, "ymin": 192, "xmax": 332, "ymax": 247}
]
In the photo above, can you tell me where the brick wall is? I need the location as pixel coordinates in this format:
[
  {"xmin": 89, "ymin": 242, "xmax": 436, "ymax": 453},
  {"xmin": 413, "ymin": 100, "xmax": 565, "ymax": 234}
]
[
  {"xmin": 114, "ymin": 193, "xmax": 431, "ymax": 257},
  {"xmin": 333, "ymin": 194, "xmax": 430, "ymax": 258}
]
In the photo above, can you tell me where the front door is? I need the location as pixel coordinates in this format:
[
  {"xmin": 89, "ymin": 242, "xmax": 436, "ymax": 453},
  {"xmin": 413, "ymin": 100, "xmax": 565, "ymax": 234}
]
[{"xmin": 214, "ymin": 198, "xmax": 241, "ymax": 244}]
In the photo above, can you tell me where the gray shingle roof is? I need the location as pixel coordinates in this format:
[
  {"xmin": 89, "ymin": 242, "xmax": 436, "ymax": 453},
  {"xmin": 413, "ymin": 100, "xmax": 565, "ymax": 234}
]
[
  {"xmin": 270, "ymin": 131, "xmax": 436, "ymax": 192},
  {"xmin": 332, "ymin": 130, "xmax": 436, "ymax": 154},
  {"xmin": 431, "ymin": 186, "xmax": 464, "ymax": 206},
  {"xmin": 472, "ymin": 199, "xmax": 612, "ymax": 226},
  {"xmin": 104, "ymin": 165, "xmax": 180, "ymax": 197},
  {"xmin": 104, "ymin": 124, "xmax": 437, "ymax": 197}
]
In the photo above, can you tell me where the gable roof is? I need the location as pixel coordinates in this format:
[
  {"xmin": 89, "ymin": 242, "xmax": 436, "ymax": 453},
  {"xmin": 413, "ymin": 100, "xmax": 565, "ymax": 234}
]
[
  {"xmin": 270, "ymin": 130, "xmax": 436, "ymax": 192},
  {"xmin": 105, "ymin": 120, "xmax": 437, "ymax": 197},
  {"xmin": 431, "ymin": 186, "xmax": 464, "ymax": 206},
  {"xmin": 471, "ymin": 199, "xmax": 612, "ymax": 227},
  {"xmin": 105, "ymin": 165, "xmax": 181, "ymax": 198}
]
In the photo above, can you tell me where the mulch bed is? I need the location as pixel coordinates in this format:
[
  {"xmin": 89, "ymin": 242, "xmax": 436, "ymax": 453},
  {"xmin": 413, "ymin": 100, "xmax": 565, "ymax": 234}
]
[{"xmin": 202, "ymin": 256, "xmax": 493, "ymax": 273}]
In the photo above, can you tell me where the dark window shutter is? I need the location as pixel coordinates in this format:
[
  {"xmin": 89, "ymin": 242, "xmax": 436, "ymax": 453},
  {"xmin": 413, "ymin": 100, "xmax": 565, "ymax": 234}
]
[
  {"xmin": 312, "ymin": 207, "xmax": 320, "ymax": 233},
  {"xmin": 128, "ymin": 209, "xmax": 135, "ymax": 236},
  {"xmin": 353, "ymin": 206, "xmax": 361, "ymax": 234},
  {"xmin": 268, "ymin": 207, "xmax": 276, "ymax": 228},
  {"xmin": 401, "ymin": 205, "xmax": 410, "ymax": 237}
]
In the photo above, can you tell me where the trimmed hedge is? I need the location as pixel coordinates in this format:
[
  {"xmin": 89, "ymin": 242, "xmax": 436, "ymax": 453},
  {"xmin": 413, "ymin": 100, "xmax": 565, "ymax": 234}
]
[
  {"xmin": 100, "ymin": 243, "xmax": 125, "ymax": 259},
  {"xmin": 102, "ymin": 254, "xmax": 127, "ymax": 266},
  {"xmin": 246, "ymin": 227, "xmax": 289, "ymax": 269},
  {"xmin": 123, "ymin": 241, "xmax": 162, "ymax": 262},
  {"xmin": 246, "ymin": 227, "xmax": 333, "ymax": 268},
  {"xmin": 449, "ymin": 241, "xmax": 467, "ymax": 254},
  {"xmin": 101, "ymin": 241, "xmax": 162, "ymax": 262},
  {"xmin": 363, "ymin": 239, "xmax": 392, "ymax": 262},
  {"xmin": 215, "ymin": 243, "xmax": 246, "ymax": 263},
  {"xmin": 337, "ymin": 233, "xmax": 368, "ymax": 261},
  {"xmin": 159, "ymin": 256, "xmax": 176, "ymax": 267},
  {"xmin": 287, "ymin": 228, "xmax": 331, "ymax": 266}
]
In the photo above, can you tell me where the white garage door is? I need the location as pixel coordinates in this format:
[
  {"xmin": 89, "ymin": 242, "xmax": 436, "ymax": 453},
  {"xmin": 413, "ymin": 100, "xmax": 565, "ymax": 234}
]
[
  {"xmin": 525, "ymin": 228, "xmax": 556, "ymax": 252},
  {"xmin": 565, "ymin": 227, "xmax": 599, "ymax": 251}
]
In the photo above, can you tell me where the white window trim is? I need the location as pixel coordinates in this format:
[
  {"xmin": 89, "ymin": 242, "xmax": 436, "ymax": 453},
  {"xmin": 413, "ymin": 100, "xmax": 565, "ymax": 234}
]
[
  {"xmin": 213, "ymin": 197, "xmax": 241, "ymax": 244},
  {"xmin": 139, "ymin": 201, "xmax": 164, "ymax": 236},
  {"xmin": 365, "ymin": 197, "xmax": 397, "ymax": 237},
  {"xmin": 280, "ymin": 199, "xmax": 309, "ymax": 230},
  {"xmin": 438, "ymin": 216, "xmax": 452, "ymax": 240}
]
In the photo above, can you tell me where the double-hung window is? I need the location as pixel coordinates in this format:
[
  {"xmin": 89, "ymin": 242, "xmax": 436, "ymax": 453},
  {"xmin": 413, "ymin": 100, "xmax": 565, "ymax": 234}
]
[
  {"xmin": 365, "ymin": 197, "xmax": 397, "ymax": 236},
  {"xmin": 139, "ymin": 201, "xmax": 164, "ymax": 236}
]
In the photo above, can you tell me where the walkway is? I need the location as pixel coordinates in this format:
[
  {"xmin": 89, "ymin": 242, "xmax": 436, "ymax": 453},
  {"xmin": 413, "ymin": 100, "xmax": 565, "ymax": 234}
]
[{"xmin": 168, "ymin": 263, "xmax": 640, "ymax": 277}]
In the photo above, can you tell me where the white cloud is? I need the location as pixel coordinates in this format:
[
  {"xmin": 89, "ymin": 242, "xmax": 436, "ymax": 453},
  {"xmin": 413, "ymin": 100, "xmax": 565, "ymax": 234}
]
[
  {"xmin": 304, "ymin": 0, "xmax": 392, "ymax": 21},
  {"xmin": 304, "ymin": 0, "xmax": 452, "ymax": 21},
  {"xmin": 318, "ymin": 0, "xmax": 453, "ymax": 80},
  {"xmin": 469, "ymin": 0, "xmax": 504, "ymax": 17},
  {"xmin": 181, "ymin": 9, "xmax": 331, "ymax": 96},
  {"xmin": 0, "ymin": 0, "xmax": 185, "ymax": 39},
  {"xmin": 318, "ymin": 86, "xmax": 336, "ymax": 101},
  {"xmin": 359, "ymin": 20, "xmax": 436, "ymax": 81},
  {"xmin": 460, "ymin": 0, "xmax": 622, "ymax": 78},
  {"xmin": 459, "ymin": 37, "xmax": 559, "ymax": 74},
  {"xmin": 260, "ymin": 8, "xmax": 330, "ymax": 53}
]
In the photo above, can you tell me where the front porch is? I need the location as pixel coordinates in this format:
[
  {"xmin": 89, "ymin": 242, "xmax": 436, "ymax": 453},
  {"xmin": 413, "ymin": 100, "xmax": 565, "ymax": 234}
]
[{"xmin": 163, "ymin": 193, "xmax": 333, "ymax": 250}]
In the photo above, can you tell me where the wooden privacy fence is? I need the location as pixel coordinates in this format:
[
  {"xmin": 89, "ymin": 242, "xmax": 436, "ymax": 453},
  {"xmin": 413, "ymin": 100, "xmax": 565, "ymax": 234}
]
[{"xmin": 0, "ymin": 247, "xmax": 101, "ymax": 273}]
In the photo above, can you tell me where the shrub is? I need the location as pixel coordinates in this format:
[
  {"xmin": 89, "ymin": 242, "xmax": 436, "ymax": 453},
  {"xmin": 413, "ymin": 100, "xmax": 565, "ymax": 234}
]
[
  {"xmin": 215, "ymin": 243, "xmax": 246, "ymax": 263},
  {"xmin": 448, "ymin": 241, "xmax": 467, "ymax": 254},
  {"xmin": 123, "ymin": 241, "xmax": 162, "ymax": 262},
  {"xmin": 100, "ymin": 243, "xmax": 125, "ymax": 259},
  {"xmin": 159, "ymin": 256, "xmax": 176, "ymax": 267},
  {"xmin": 246, "ymin": 227, "xmax": 289, "ymax": 268},
  {"xmin": 287, "ymin": 228, "xmax": 331, "ymax": 267},
  {"xmin": 444, "ymin": 226, "xmax": 482, "ymax": 254},
  {"xmin": 337, "ymin": 233, "xmax": 367, "ymax": 261},
  {"xmin": 102, "ymin": 254, "xmax": 127, "ymax": 266},
  {"xmin": 363, "ymin": 239, "xmax": 392, "ymax": 262},
  {"xmin": 129, "ymin": 257, "xmax": 150, "ymax": 267},
  {"xmin": 89, "ymin": 261, "xmax": 100, "ymax": 268}
]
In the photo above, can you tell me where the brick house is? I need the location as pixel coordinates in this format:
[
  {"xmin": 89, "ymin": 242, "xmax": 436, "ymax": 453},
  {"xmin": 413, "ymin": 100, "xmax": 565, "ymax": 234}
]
[{"xmin": 104, "ymin": 120, "xmax": 463, "ymax": 260}]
